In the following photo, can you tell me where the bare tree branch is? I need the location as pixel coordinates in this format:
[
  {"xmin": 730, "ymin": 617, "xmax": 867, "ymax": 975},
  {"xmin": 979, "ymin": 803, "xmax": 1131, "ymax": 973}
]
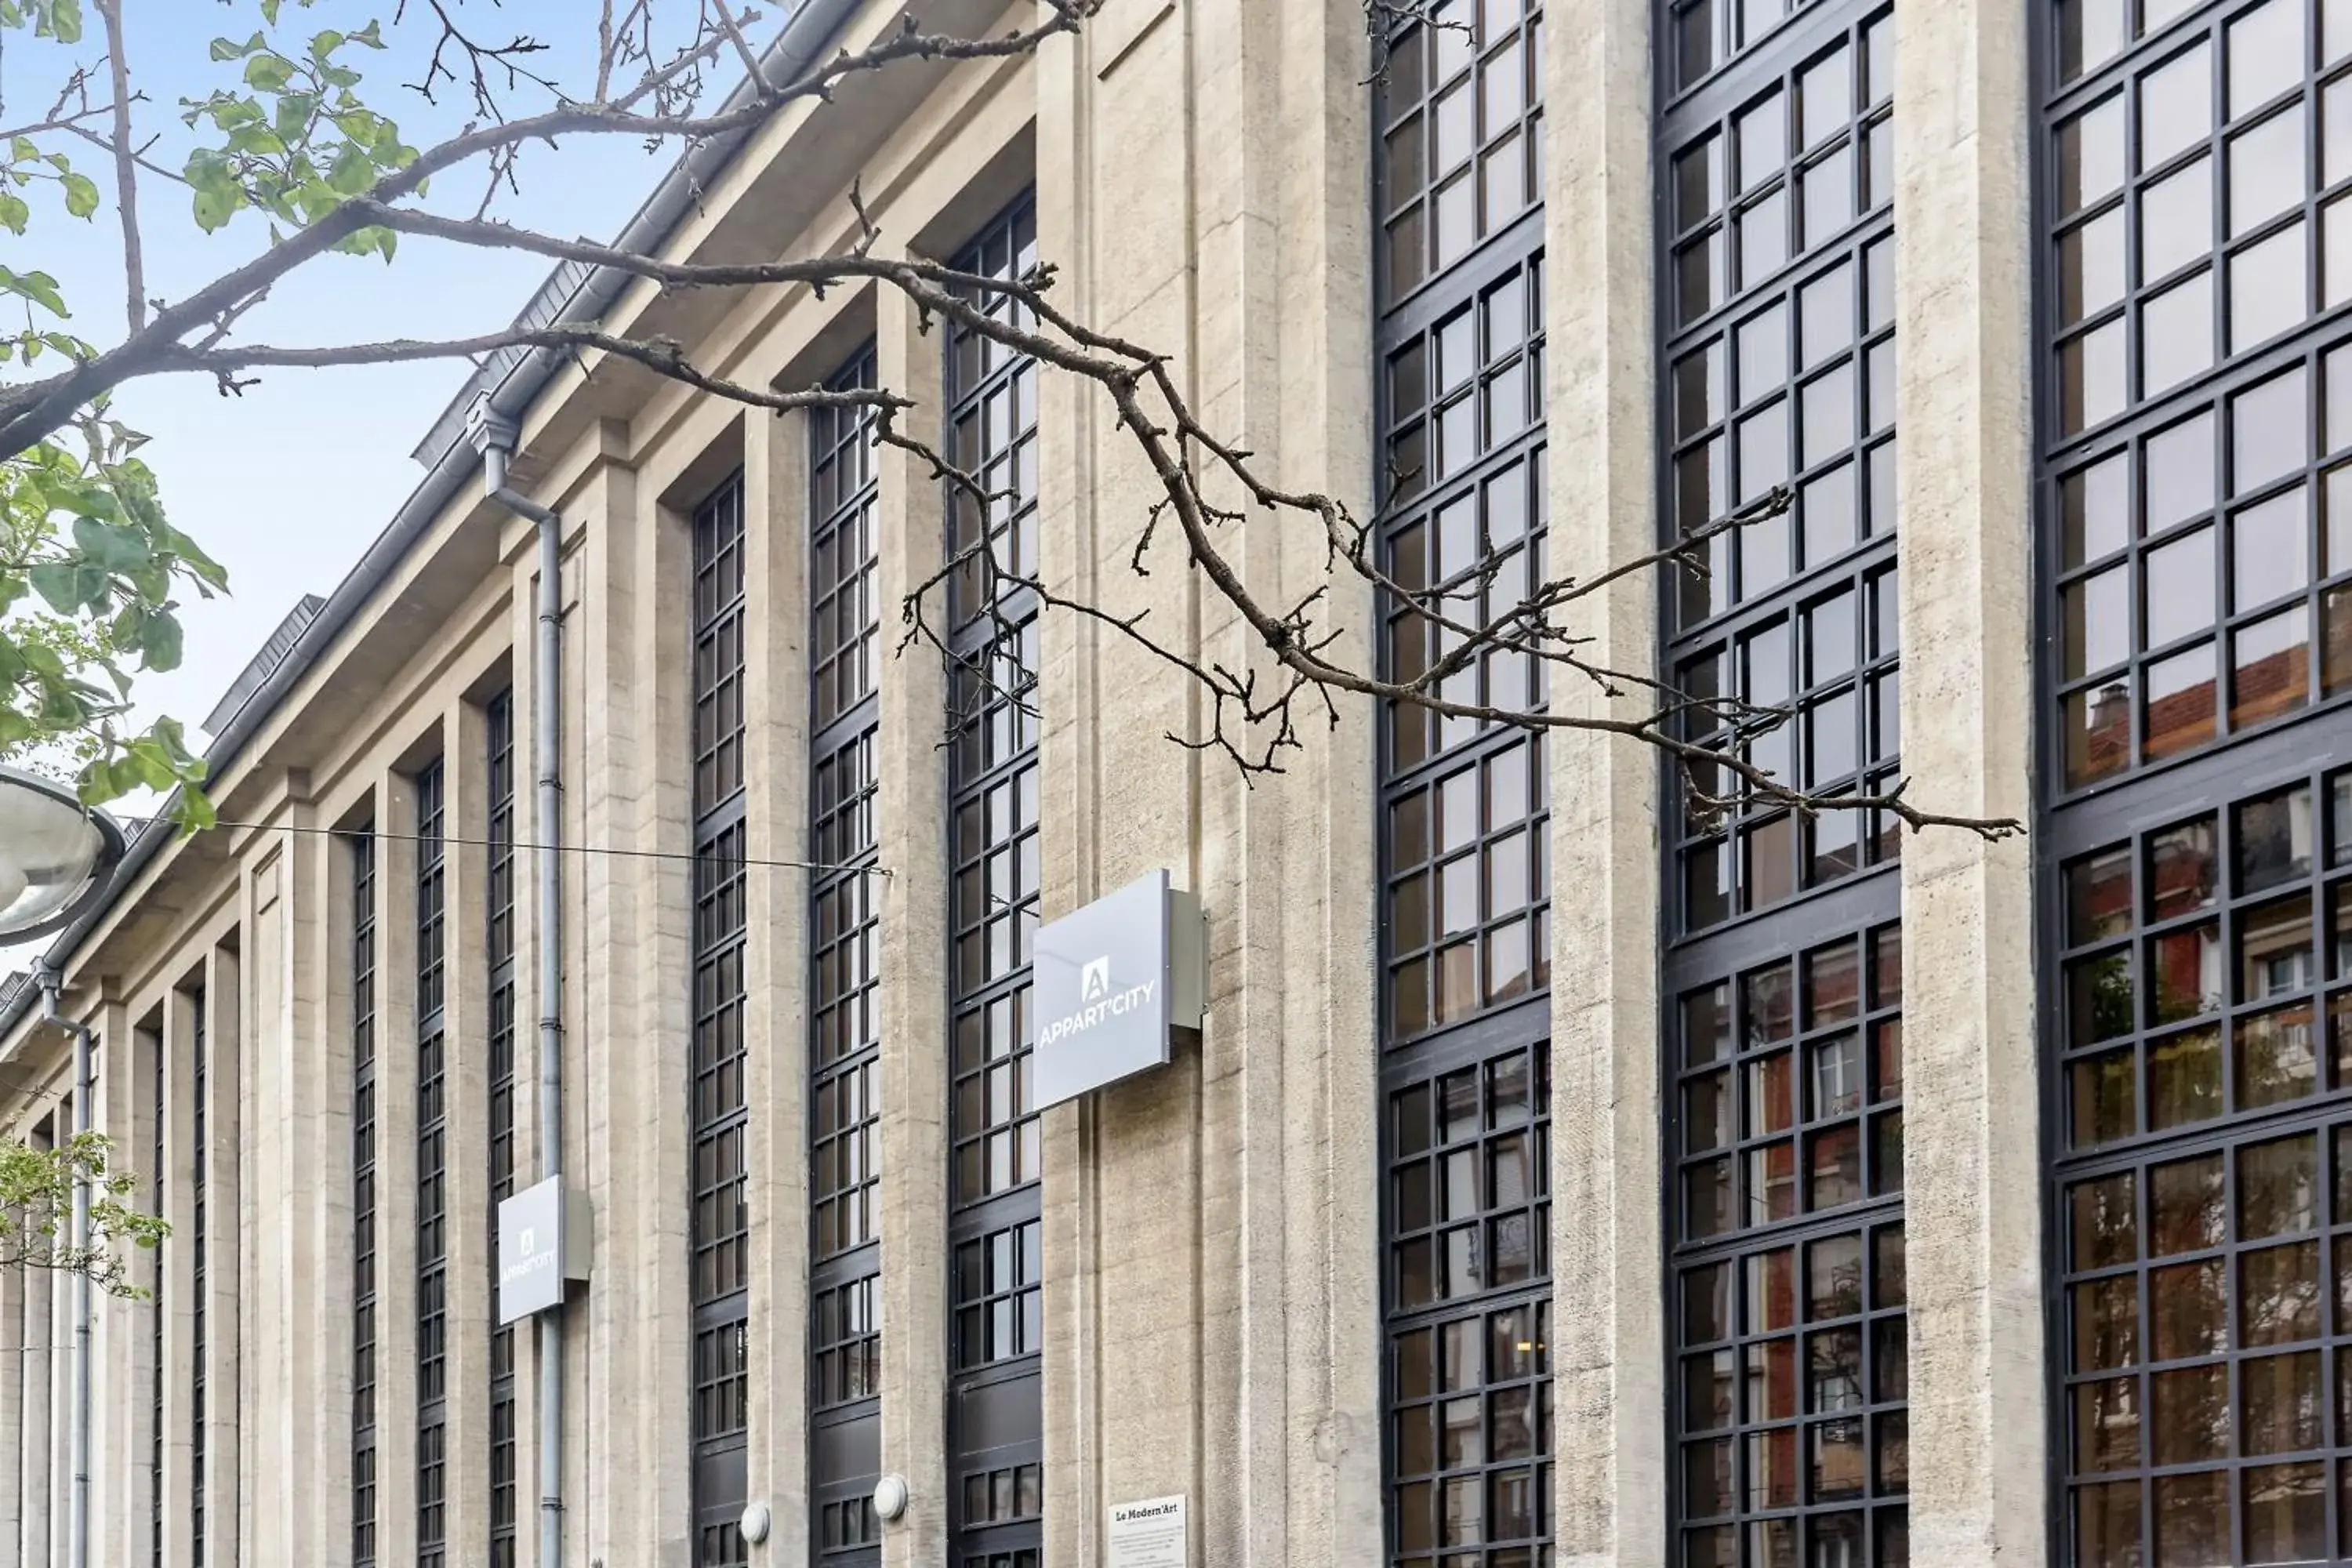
[{"xmin": 0, "ymin": 0, "xmax": 2014, "ymax": 844}]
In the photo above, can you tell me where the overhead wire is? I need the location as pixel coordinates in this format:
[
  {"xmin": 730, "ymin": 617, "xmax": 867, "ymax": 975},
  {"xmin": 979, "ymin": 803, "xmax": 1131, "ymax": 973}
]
[{"xmin": 113, "ymin": 812, "xmax": 891, "ymax": 877}]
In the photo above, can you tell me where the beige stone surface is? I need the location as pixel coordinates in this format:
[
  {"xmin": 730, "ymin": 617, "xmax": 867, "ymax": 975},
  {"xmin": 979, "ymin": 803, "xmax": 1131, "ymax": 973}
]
[{"xmin": 1892, "ymin": 1, "xmax": 2047, "ymax": 1564}]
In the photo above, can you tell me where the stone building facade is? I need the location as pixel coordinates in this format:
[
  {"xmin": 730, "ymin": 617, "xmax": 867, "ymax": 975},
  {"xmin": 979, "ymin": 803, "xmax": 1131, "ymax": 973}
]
[{"xmin": 1, "ymin": 0, "xmax": 2347, "ymax": 1566}]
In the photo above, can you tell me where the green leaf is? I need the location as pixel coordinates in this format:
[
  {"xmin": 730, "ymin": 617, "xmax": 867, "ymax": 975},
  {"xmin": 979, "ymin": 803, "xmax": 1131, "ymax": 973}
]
[
  {"xmin": 308, "ymin": 27, "xmax": 341, "ymax": 59},
  {"xmin": 27, "ymin": 564, "xmax": 79, "ymax": 615},
  {"xmin": 325, "ymin": 141, "xmax": 372, "ymax": 196},
  {"xmin": 60, "ymin": 171, "xmax": 97, "ymax": 218},
  {"xmin": 0, "ymin": 192, "xmax": 27, "ymax": 234},
  {"xmin": 133, "ymin": 613, "xmax": 180, "ymax": 673},
  {"xmin": 244, "ymin": 53, "xmax": 295, "ymax": 92},
  {"xmin": 0, "ymin": 265, "xmax": 67, "ymax": 317},
  {"xmin": 191, "ymin": 184, "xmax": 238, "ymax": 232},
  {"xmin": 72, "ymin": 514, "xmax": 152, "ymax": 574},
  {"xmin": 274, "ymin": 91, "xmax": 316, "ymax": 141}
]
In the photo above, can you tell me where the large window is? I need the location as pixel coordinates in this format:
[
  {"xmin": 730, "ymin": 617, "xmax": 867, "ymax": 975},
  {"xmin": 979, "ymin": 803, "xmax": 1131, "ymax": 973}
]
[
  {"xmin": 485, "ymin": 690, "xmax": 519, "ymax": 1568},
  {"xmin": 2053, "ymin": 768, "xmax": 2352, "ymax": 1564},
  {"xmin": 1658, "ymin": 2, "xmax": 1907, "ymax": 1565},
  {"xmin": 350, "ymin": 827, "xmax": 379, "ymax": 1568},
  {"xmin": 2038, "ymin": 3, "xmax": 2352, "ymax": 1563},
  {"xmin": 809, "ymin": 344, "xmax": 884, "ymax": 1565},
  {"xmin": 414, "ymin": 759, "xmax": 449, "ymax": 1568},
  {"xmin": 691, "ymin": 474, "xmax": 751, "ymax": 1568},
  {"xmin": 149, "ymin": 1018, "xmax": 164, "ymax": 1568},
  {"xmin": 1374, "ymin": 3, "xmax": 1554, "ymax": 1565},
  {"xmin": 944, "ymin": 193, "xmax": 1044, "ymax": 1568},
  {"xmin": 190, "ymin": 985, "xmax": 208, "ymax": 1568}
]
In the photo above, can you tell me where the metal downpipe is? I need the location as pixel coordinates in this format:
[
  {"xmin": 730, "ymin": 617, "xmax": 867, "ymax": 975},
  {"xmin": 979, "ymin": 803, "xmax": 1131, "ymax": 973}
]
[{"xmin": 471, "ymin": 410, "xmax": 568, "ymax": 1568}]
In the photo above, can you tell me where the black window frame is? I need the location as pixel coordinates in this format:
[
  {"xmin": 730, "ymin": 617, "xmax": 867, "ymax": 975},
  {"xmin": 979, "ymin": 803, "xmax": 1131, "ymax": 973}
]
[
  {"xmin": 942, "ymin": 190, "xmax": 1046, "ymax": 1568},
  {"xmin": 2034, "ymin": 2, "xmax": 2352, "ymax": 1564},
  {"xmin": 413, "ymin": 759, "xmax": 449, "ymax": 1568},
  {"xmin": 350, "ymin": 826, "xmax": 379, "ymax": 1568},
  {"xmin": 690, "ymin": 472, "xmax": 753, "ymax": 1568},
  {"xmin": 1374, "ymin": 4, "xmax": 1556, "ymax": 1566},
  {"xmin": 485, "ymin": 688, "xmax": 519, "ymax": 1568},
  {"xmin": 808, "ymin": 342, "xmax": 884, "ymax": 1566},
  {"xmin": 1655, "ymin": 3, "xmax": 1911, "ymax": 1566}
]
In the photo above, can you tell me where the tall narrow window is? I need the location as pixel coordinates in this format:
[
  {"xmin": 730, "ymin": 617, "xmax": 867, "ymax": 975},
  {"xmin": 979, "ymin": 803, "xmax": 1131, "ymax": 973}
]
[
  {"xmin": 149, "ymin": 1019, "xmax": 164, "ymax": 1568},
  {"xmin": 351, "ymin": 828, "xmax": 379, "ymax": 1568},
  {"xmin": 809, "ymin": 344, "xmax": 883, "ymax": 1564},
  {"xmin": 1658, "ymin": 4, "xmax": 1909, "ymax": 1566},
  {"xmin": 1374, "ymin": 5, "xmax": 1555, "ymax": 1565},
  {"xmin": 690, "ymin": 474, "xmax": 750, "ymax": 1568},
  {"xmin": 485, "ymin": 690, "xmax": 519, "ymax": 1568},
  {"xmin": 189, "ymin": 986, "xmax": 207, "ymax": 1568},
  {"xmin": 415, "ymin": 760, "xmax": 449, "ymax": 1568},
  {"xmin": 944, "ymin": 193, "xmax": 1044, "ymax": 1568},
  {"xmin": 2038, "ymin": 5, "xmax": 2352, "ymax": 1563}
]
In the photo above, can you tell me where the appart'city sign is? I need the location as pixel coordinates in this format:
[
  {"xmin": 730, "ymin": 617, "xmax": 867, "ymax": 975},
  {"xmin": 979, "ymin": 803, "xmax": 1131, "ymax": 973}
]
[
  {"xmin": 1035, "ymin": 954, "xmax": 1160, "ymax": 1050},
  {"xmin": 1031, "ymin": 870, "xmax": 1205, "ymax": 1107}
]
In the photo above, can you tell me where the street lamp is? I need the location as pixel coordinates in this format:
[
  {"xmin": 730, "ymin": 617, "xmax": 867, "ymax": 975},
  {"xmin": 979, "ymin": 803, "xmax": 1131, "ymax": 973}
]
[{"xmin": 0, "ymin": 765, "xmax": 126, "ymax": 942}]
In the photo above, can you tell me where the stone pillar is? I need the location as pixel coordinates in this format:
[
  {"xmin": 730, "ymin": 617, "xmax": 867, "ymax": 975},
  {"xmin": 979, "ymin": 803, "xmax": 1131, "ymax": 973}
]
[
  {"xmin": 742, "ymin": 400, "xmax": 815, "ymax": 1564},
  {"xmin": 576, "ymin": 448, "xmax": 696, "ymax": 1568},
  {"xmin": 1543, "ymin": 0, "xmax": 1668, "ymax": 1565},
  {"xmin": 873, "ymin": 277, "xmax": 953, "ymax": 1568},
  {"xmin": 1033, "ymin": 0, "xmax": 1382, "ymax": 1564},
  {"xmin": 372, "ymin": 768, "xmax": 423, "ymax": 1568},
  {"xmin": 443, "ymin": 696, "xmax": 494, "ymax": 1568},
  {"xmin": 1890, "ymin": 3, "xmax": 2045, "ymax": 1565},
  {"xmin": 202, "ymin": 946, "xmax": 243, "ymax": 1568}
]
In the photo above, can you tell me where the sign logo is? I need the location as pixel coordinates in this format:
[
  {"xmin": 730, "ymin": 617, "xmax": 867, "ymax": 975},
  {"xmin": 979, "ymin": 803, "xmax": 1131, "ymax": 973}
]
[
  {"xmin": 1080, "ymin": 956, "xmax": 1111, "ymax": 1003},
  {"xmin": 517, "ymin": 1226, "xmax": 536, "ymax": 1258}
]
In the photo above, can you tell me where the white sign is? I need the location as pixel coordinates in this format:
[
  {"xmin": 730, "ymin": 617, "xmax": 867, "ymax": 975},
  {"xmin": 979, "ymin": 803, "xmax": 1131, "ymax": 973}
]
[
  {"xmin": 497, "ymin": 1177, "xmax": 589, "ymax": 1324},
  {"xmin": 1033, "ymin": 871, "xmax": 1206, "ymax": 1109},
  {"xmin": 1107, "ymin": 1494, "xmax": 1187, "ymax": 1568}
]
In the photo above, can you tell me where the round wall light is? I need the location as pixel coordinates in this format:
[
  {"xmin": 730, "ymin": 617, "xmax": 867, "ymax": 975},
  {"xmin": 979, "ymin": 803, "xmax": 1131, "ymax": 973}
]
[{"xmin": 873, "ymin": 1474, "xmax": 910, "ymax": 1523}]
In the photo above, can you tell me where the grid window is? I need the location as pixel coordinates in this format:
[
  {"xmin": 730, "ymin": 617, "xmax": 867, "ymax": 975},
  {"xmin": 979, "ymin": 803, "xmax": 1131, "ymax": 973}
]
[
  {"xmin": 1661, "ymin": 2, "xmax": 1906, "ymax": 1564},
  {"xmin": 821, "ymin": 1497, "xmax": 880, "ymax": 1556},
  {"xmin": 692, "ymin": 474, "xmax": 750, "ymax": 1568},
  {"xmin": 1670, "ymin": 927, "xmax": 1908, "ymax": 1567},
  {"xmin": 414, "ymin": 760, "xmax": 448, "ymax": 1568},
  {"xmin": 2047, "ymin": 0, "xmax": 2352, "ymax": 446},
  {"xmin": 946, "ymin": 193, "xmax": 1044, "ymax": 1564},
  {"xmin": 1385, "ymin": 1047, "xmax": 1555, "ymax": 1567},
  {"xmin": 350, "ymin": 829, "xmax": 378, "ymax": 1568},
  {"xmin": 811, "ymin": 1276, "xmax": 880, "ymax": 1410},
  {"xmin": 148, "ymin": 1022, "xmax": 163, "ymax": 1568},
  {"xmin": 2059, "ymin": 1120, "xmax": 2352, "ymax": 1562},
  {"xmin": 812, "ymin": 347, "xmax": 880, "ymax": 728},
  {"xmin": 1377, "ymin": 6, "xmax": 1552, "ymax": 1568},
  {"xmin": 189, "ymin": 990, "xmax": 207, "ymax": 1568},
  {"xmin": 1664, "ymin": 2, "xmax": 1900, "ymax": 938},
  {"xmin": 694, "ymin": 477, "xmax": 746, "ymax": 818},
  {"xmin": 946, "ymin": 206, "xmax": 1040, "ymax": 630},
  {"xmin": 1374, "ymin": 0, "xmax": 1545, "ymax": 298},
  {"xmin": 954, "ymin": 1219, "xmax": 1044, "ymax": 1368},
  {"xmin": 1666, "ymin": 0, "xmax": 1841, "ymax": 96},
  {"xmin": 1673, "ymin": 568, "xmax": 1903, "ymax": 930},
  {"xmin": 2057, "ymin": 771, "xmax": 2352, "ymax": 1153},
  {"xmin": 2052, "ymin": 339, "xmax": 2352, "ymax": 789},
  {"xmin": 485, "ymin": 688, "xmax": 518, "ymax": 1568},
  {"xmin": 810, "ymin": 343, "xmax": 883, "ymax": 1562}
]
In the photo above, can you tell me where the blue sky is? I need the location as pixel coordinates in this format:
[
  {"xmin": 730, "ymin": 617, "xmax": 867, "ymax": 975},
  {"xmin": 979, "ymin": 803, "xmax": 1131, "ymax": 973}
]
[{"xmin": 8, "ymin": 0, "xmax": 736, "ymax": 747}]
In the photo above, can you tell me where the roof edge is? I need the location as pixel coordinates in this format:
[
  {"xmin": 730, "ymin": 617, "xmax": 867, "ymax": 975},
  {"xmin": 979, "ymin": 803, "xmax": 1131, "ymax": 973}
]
[{"xmin": 0, "ymin": 0, "xmax": 863, "ymax": 1053}]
